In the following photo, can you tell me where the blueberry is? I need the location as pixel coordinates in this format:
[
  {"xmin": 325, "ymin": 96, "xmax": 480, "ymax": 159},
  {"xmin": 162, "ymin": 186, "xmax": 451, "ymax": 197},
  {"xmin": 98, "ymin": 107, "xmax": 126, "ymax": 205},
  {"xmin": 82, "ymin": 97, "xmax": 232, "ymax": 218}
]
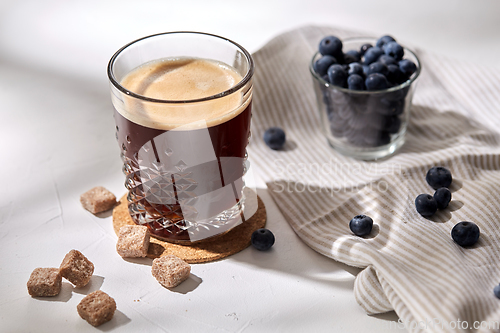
[
  {"xmin": 319, "ymin": 35, "xmax": 343, "ymax": 59},
  {"xmin": 375, "ymin": 99, "xmax": 403, "ymax": 116},
  {"xmin": 378, "ymin": 54, "xmax": 397, "ymax": 66},
  {"xmin": 362, "ymin": 65, "xmax": 370, "ymax": 76},
  {"xmin": 359, "ymin": 43, "xmax": 373, "ymax": 55},
  {"xmin": 381, "ymin": 115, "xmax": 401, "ymax": 134},
  {"xmin": 494, "ymin": 284, "xmax": 500, "ymax": 299},
  {"xmin": 314, "ymin": 55, "xmax": 337, "ymax": 76},
  {"xmin": 383, "ymin": 41, "xmax": 404, "ymax": 60},
  {"xmin": 344, "ymin": 50, "xmax": 361, "ymax": 64},
  {"xmin": 363, "ymin": 47, "xmax": 384, "ymax": 65},
  {"xmin": 387, "ymin": 64, "xmax": 407, "ymax": 84},
  {"xmin": 348, "ymin": 62, "xmax": 364, "ymax": 77},
  {"xmin": 349, "ymin": 215, "xmax": 373, "ymax": 236},
  {"xmin": 426, "ymin": 167, "xmax": 452, "ymax": 189},
  {"xmin": 415, "ymin": 194, "xmax": 437, "ymax": 217},
  {"xmin": 434, "ymin": 187, "xmax": 452, "ymax": 209},
  {"xmin": 366, "ymin": 62, "xmax": 389, "ymax": 77},
  {"xmin": 376, "ymin": 35, "xmax": 396, "ymax": 48},
  {"xmin": 383, "ymin": 85, "xmax": 409, "ymax": 102},
  {"xmin": 347, "ymin": 74, "xmax": 365, "ymax": 91},
  {"xmin": 263, "ymin": 127, "xmax": 286, "ymax": 150},
  {"xmin": 399, "ymin": 59, "xmax": 417, "ymax": 77},
  {"xmin": 451, "ymin": 221, "xmax": 480, "ymax": 247},
  {"xmin": 363, "ymin": 129, "xmax": 391, "ymax": 147},
  {"xmin": 251, "ymin": 228, "xmax": 275, "ymax": 251},
  {"xmin": 365, "ymin": 73, "xmax": 389, "ymax": 91},
  {"xmin": 327, "ymin": 64, "xmax": 348, "ymax": 87}
]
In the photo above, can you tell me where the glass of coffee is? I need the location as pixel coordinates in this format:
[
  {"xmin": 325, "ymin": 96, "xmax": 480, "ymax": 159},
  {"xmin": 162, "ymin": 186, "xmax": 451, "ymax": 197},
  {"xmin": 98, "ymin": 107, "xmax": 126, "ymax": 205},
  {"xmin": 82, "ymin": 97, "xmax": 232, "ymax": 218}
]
[{"xmin": 107, "ymin": 32, "xmax": 254, "ymax": 243}]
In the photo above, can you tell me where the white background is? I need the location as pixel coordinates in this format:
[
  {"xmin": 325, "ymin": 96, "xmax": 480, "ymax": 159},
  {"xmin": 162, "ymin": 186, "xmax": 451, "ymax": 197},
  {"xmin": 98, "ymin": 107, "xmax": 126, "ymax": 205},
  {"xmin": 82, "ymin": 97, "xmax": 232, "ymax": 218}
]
[{"xmin": 1, "ymin": 1, "xmax": 500, "ymax": 332}]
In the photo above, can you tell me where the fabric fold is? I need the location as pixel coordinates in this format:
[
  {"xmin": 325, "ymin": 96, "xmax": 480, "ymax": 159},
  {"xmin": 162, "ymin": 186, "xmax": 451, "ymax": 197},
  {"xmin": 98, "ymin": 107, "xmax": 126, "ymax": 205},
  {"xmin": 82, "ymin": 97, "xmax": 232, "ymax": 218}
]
[
  {"xmin": 354, "ymin": 265, "xmax": 393, "ymax": 314},
  {"xmin": 248, "ymin": 25, "xmax": 500, "ymax": 332}
]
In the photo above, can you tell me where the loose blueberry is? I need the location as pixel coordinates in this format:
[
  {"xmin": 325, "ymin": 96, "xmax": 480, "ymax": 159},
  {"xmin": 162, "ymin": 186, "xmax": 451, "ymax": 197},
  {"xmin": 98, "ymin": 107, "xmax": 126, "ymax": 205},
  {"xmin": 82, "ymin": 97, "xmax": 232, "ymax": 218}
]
[
  {"xmin": 366, "ymin": 62, "xmax": 389, "ymax": 77},
  {"xmin": 399, "ymin": 59, "xmax": 417, "ymax": 77},
  {"xmin": 376, "ymin": 35, "xmax": 396, "ymax": 48},
  {"xmin": 363, "ymin": 47, "xmax": 384, "ymax": 65},
  {"xmin": 348, "ymin": 62, "xmax": 364, "ymax": 77},
  {"xmin": 365, "ymin": 73, "xmax": 389, "ymax": 91},
  {"xmin": 386, "ymin": 64, "xmax": 407, "ymax": 84},
  {"xmin": 494, "ymin": 284, "xmax": 500, "ymax": 299},
  {"xmin": 383, "ymin": 41, "xmax": 404, "ymax": 60},
  {"xmin": 344, "ymin": 50, "xmax": 361, "ymax": 64},
  {"xmin": 434, "ymin": 187, "xmax": 452, "ymax": 209},
  {"xmin": 251, "ymin": 228, "xmax": 275, "ymax": 251},
  {"xmin": 314, "ymin": 55, "xmax": 338, "ymax": 76},
  {"xmin": 349, "ymin": 215, "xmax": 373, "ymax": 236},
  {"xmin": 415, "ymin": 194, "xmax": 438, "ymax": 217},
  {"xmin": 426, "ymin": 167, "xmax": 452, "ymax": 189},
  {"xmin": 327, "ymin": 64, "xmax": 348, "ymax": 87},
  {"xmin": 263, "ymin": 127, "xmax": 286, "ymax": 150},
  {"xmin": 378, "ymin": 54, "xmax": 397, "ymax": 66},
  {"xmin": 359, "ymin": 43, "xmax": 373, "ymax": 55},
  {"xmin": 347, "ymin": 74, "xmax": 365, "ymax": 91},
  {"xmin": 319, "ymin": 35, "xmax": 343, "ymax": 59},
  {"xmin": 451, "ymin": 221, "xmax": 480, "ymax": 247}
]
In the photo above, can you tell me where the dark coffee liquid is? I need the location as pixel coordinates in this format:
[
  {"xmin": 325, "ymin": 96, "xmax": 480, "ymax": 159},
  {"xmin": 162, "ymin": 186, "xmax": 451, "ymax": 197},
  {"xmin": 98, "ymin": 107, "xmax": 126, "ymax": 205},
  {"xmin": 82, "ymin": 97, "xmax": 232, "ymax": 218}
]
[{"xmin": 114, "ymin": 102, "xmax": 252, "ymax": 241}]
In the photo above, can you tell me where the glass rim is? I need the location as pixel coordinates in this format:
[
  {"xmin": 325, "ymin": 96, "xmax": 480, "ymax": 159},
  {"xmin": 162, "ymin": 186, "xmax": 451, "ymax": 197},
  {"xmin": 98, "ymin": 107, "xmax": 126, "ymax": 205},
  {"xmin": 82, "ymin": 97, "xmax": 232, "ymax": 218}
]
[
  {"xmin": 107, "ymin": 31, "xmax": 254, "ymax": 104},
  {"xmin": 309, "ymin": 36, "xmax": 421, "ymax": 95}
]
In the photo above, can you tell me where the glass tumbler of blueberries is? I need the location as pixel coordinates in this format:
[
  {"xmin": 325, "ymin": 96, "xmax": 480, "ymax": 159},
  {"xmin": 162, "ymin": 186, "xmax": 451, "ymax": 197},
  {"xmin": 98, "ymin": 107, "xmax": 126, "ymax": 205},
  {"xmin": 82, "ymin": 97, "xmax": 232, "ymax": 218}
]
[{"xmin": 310, "ymin": 35, "xmax": 421, "ymax": 160}]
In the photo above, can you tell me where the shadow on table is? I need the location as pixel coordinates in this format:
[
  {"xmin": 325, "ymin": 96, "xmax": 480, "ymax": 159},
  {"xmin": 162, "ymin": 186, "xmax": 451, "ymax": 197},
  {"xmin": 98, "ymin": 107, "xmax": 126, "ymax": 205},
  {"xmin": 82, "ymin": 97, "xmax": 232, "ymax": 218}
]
[
  {"xmin": 72, "ymin": 275, "xmax": 105, "ymax": 295},
  {"xmin": 98, "ymin": 310, "xmax": 131, "ymax": 332},
  {"xmin": 228, "ymin": 187, "xmax": 363, "ymax": 291},
  {"xmin": 371, "ymin": 311, "xmax": 401, "ymax": 326},
  {"xmin": 169, "ymin": 273, "xmax": 202, "ymax": 294},
  {"xmin": 123, "ymin": 257, "xmax": 154, "ymax": 266}
]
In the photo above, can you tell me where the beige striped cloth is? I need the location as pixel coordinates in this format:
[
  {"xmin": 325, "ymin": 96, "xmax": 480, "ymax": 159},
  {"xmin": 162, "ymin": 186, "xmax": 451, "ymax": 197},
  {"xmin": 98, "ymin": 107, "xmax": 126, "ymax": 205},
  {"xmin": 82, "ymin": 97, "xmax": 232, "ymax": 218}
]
[{"xmin": 248, "ymin": 25, "xmax": 500, "ymax": 332}]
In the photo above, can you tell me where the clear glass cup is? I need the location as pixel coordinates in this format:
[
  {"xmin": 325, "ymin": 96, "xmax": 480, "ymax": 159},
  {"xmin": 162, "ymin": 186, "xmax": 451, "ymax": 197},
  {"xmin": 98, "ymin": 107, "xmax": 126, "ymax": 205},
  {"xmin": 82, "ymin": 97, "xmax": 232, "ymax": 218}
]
[
  {"xmin": 310, "ymin": 37, "xmax": 421, "ymax": 160},
  {"xmin": 107, "ymin": 32, "xmax": 254, "ymax": 243}
]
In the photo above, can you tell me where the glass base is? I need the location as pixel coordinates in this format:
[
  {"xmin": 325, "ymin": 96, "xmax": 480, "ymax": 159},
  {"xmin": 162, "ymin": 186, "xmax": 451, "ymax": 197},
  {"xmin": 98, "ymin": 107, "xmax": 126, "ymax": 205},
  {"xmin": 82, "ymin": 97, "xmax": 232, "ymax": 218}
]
[
  {"xmin": 128, "ymin": 194, "xmax": 245, "ymax": 243},
  {"xmin": 327, "ymin": 135, "xmax": 406, "ymax": 161}
]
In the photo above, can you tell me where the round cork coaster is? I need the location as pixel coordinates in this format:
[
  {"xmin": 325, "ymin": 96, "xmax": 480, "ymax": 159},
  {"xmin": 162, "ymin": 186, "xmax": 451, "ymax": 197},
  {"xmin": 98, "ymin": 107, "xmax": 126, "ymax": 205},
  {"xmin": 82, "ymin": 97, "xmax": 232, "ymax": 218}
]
[{"xmin": 112, "ymin": 188, "xmax": 266, "ymax": 264}]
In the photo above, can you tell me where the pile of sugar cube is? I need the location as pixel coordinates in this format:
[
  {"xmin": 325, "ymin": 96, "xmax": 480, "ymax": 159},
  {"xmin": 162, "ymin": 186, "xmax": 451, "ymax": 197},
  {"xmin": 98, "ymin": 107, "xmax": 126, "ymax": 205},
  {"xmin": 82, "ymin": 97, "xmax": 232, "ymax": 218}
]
[
  {"xmin": 116, "ymin": 224, "xmax": 191, "ymax": 288},
  {"xmin": 27, "ymin": 249, "xmax": 117, "ymax": 327},
  {"xmin": 80, "ymin": 186, "xmax": 192, "ymax": 287},
  {"xmin": 26, "ymin": 187, "xmax": 193, "ymax": 328}
]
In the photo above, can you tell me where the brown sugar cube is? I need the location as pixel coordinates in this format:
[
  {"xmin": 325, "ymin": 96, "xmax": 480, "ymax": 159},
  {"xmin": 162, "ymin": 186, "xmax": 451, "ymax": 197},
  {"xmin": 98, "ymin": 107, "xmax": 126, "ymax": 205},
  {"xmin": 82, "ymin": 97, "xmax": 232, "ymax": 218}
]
[
  {"xmin": 59, "ymin": 249, "xmax": 94, "ymax": 288},
  {"xmin": 77, "ymin": 290, "xmax": 116, "ymax": 327},
  {"xmin": 80, "ymin": 186, "xmax": 117, "ymax": 214},
  {"xmin": 27, "ymin": 267, "xmax": 62, "ymax": 297},
  {"xmin": 116, "ymin": 225, "xmax": 150, "ymax": 258},
  {"xmin": 151, "ymin": 255, "xmax": 191, "ymax": 288}
]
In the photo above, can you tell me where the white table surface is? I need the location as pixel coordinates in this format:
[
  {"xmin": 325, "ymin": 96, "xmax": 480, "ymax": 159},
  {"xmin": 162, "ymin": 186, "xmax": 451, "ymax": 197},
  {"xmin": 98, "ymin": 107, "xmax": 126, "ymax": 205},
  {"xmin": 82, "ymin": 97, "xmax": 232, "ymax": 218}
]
[{"xmin": 1, "ymin": 1, "xmax": 500, "ymax": 332}]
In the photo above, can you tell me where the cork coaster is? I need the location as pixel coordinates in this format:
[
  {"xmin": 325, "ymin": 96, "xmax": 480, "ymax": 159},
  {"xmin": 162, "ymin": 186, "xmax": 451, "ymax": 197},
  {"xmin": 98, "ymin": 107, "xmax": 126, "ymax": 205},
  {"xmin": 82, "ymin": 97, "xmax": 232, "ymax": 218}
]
[{"xmin": 112, "ymin": 188, "xmax": 266, "ymax": 264}]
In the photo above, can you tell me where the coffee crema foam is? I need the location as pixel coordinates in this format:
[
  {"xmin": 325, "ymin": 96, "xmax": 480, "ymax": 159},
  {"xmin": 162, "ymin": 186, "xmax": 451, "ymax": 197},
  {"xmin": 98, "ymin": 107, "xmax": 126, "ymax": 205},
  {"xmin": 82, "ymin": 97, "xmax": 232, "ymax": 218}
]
[{"xmin": 118, "ymin": 57, "xmax": 249, "ymax": 130}]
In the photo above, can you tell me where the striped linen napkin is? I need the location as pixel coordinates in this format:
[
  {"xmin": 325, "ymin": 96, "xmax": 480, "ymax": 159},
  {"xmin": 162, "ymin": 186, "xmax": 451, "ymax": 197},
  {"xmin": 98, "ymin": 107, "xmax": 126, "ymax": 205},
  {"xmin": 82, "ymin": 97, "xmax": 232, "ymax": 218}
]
[{"xmin": 248, "ymin": 25, "xmax": 500, "ymax": 332}]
